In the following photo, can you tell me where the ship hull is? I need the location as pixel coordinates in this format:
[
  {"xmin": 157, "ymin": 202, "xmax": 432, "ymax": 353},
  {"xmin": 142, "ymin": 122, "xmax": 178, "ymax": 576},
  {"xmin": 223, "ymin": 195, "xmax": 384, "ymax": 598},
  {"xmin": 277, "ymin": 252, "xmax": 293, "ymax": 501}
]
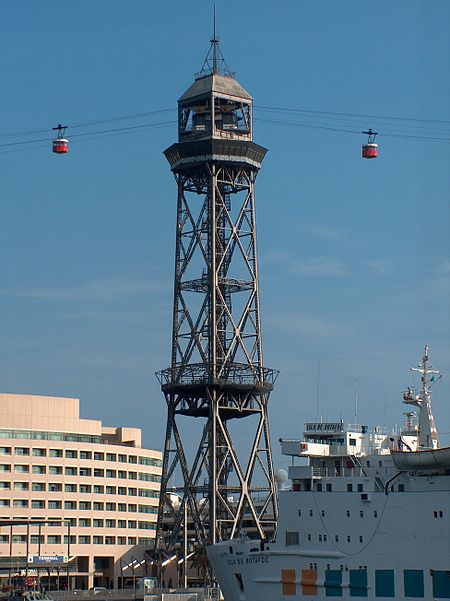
[{"xmin": 209, "ymin": 484, "xmax": 450, "ymax": 600}]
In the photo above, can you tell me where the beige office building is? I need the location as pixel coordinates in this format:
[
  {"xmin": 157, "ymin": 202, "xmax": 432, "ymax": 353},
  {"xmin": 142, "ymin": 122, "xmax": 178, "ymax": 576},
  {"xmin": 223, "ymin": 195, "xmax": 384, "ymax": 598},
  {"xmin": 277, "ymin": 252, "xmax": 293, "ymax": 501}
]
[{"xmin": 0, "ymin": 393, "xmax": 161, "ymax": 589}]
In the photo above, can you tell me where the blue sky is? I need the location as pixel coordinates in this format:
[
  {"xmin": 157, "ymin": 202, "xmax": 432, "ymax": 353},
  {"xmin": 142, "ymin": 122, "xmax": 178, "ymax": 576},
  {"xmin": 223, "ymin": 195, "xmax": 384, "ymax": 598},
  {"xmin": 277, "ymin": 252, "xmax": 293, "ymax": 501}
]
[{"xmin": 1, "ymin": 1, "xmax": 449, "ymax": 468}]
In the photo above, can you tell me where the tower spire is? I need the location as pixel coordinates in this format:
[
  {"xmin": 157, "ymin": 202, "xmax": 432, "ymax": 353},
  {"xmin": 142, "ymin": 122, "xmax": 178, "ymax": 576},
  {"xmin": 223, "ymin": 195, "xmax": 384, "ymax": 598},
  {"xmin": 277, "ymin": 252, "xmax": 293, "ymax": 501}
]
[{"xmin": 197, "ymin": 6, "xmax": 232, "ymax": 79}]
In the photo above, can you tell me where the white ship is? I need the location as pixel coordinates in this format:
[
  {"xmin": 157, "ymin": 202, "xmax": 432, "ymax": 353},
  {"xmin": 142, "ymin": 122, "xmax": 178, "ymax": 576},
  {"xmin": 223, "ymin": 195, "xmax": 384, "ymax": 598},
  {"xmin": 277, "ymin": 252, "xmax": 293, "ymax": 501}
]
[{"xmin": 208, "ymin": 345, "xmax": 450, "ymax": 600}]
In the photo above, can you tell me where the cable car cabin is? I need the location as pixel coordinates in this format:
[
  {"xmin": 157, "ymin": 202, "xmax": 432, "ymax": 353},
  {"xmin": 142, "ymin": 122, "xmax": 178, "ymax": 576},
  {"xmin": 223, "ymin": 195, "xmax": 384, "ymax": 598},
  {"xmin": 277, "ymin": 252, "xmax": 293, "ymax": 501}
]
[
  {"xmin": 52, "ymin": 138, "xmax": 69, "ymax": 154},
  {"xmin": 361, "ymin": 128, "xmax": 378, "ymax": 159},
  {"xmin": 362, "ymin": 143, "xmax": 378, "ymax": 159}
]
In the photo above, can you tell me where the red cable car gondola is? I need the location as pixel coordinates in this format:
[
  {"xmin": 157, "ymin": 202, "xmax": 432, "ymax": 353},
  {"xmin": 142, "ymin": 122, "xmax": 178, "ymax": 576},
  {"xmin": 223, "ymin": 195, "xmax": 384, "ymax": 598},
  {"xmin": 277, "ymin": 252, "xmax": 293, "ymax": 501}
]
[
  {"xmin": 52, "ymin": 124, "xmax": 69, "ymax": 154},
  {"xmin": 362, "ymin": 129, "xmax": 378, "ymax": 159}
]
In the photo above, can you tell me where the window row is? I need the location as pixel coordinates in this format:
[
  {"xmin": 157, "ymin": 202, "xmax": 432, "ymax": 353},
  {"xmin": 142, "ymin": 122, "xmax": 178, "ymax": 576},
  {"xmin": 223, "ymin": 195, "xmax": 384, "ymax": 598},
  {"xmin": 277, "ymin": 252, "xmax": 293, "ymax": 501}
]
[
  {"xmin": 0, "ymin": 482, "xmax": 158, "ymax": 498},
  {"xmin": 0, "ymin": 430, "xmax": 101, "ymax": 444},
  {"xmin": 298, "ymin": 508, "xmax": 379, "ymax": 519},
  {"xmin": 0, "ymin": 534, "xmax": 154, "ymax": 546},
  {"xmin": 0, "ymin": 499, "xmax": 158, "ymax": 512},
  {"xmin": 0, "ymin": 465, "xmax": 161, "ymax": 481},
  {"xmin": 0, "ymin": 447, "xmax": 161, "ymax": 467}
]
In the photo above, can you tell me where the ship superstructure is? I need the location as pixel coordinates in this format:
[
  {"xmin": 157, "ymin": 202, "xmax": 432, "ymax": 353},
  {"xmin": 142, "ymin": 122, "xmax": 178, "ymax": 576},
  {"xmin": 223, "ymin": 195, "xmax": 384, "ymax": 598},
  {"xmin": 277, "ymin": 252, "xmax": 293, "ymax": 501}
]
[{"xmin": 208, "ymin": 346, "xmax": 450, "ymax": 600}]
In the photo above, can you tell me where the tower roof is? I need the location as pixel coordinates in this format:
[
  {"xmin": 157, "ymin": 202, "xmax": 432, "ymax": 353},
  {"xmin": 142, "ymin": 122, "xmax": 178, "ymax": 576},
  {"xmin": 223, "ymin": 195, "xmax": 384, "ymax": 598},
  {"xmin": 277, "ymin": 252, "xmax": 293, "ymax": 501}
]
[{"xmin": 179, "ymin": 73, "xmax": 252, "ymax": 103}]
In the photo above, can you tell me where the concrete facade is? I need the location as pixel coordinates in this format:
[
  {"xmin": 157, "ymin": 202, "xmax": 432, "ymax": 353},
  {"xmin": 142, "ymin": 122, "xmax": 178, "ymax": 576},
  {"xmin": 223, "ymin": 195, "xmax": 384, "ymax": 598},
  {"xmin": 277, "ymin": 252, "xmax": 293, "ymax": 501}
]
[{"xmin": 0, "ymin": 393, "xmax": 161, "ymax": 589}]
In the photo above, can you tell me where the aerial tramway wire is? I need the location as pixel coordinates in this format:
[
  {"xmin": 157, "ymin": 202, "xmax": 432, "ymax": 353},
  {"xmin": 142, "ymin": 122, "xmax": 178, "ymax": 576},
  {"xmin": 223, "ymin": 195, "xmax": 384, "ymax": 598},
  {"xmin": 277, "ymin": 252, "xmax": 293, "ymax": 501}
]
[{"xmin": 1, "ymin": 103, "xmax": 449, "ymax": 152}]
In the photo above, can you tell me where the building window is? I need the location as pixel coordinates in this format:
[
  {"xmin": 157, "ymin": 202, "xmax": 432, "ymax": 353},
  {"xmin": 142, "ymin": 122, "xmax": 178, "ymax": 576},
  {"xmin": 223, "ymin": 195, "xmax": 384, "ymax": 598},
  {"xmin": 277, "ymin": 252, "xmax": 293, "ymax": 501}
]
[
  {"xmin": 64, "ymin": 501, "xmax": 77, "ymax": 510},
  {"xmin": 139, "ymin": 489, "xmax": 158, "ymax": 498},
  {"xmin": 335, "ymin": 535, "xmax": 339, "ymax": 542},
  {"xmin": 94, "ymin": 452, "xmax": 104, "ymax": 461},
  {"xmin": 139, "ymin": 456, "xmax": 162, "ymax": 467},
  {"xmin": 65, "ymin": 450, "xmax": 77, "ymax": 459},
  {"xmin": 14, "ymin": 448, "xmax": 30, "ymax": 456},
  {"xmin": 128, "ymin": 472, "xmax": 138, "ymax": 480},
  {"xmin": 93, "ymin": 536, "xmax": 103, "ymax": 545},
  {"xmin": 32, "ymin": 448, "xmax": 46, "ymax": 457},
  {"xmin": 78, "ymin": 536, "xmax": 91, "ymax": 544},
  {"xmin": 79, "ymin": 518, "xmax": 91, "ymax": 527},
  {"xmin": 138, "ymin": 505, "xmax": 158, "ymax": 514},
  {"xmin": 307, "ymin": 534, "xmax": 312, "ymax": 541},
  {"xmin": 118, "ymin": 487, "xmax": 127, "ymax": 495},
  {"xmin": 93, "ymin": 502, "xmax": 104, "ymax": 511},
  {"xmin": 94, "ymin": 468, "xmax": 104, "ymax": 477},
  {"xmin": 0, "ymin": 465, "xmax": 11, "ymax": 473},
  {"xmin": 105, "ymin": 470, "xmax": 116, "ymax": 479},
  {"xmin": 347, "ymin": 536, "xmax": 351, "ymax": 542},
  {"xmin": 118, "ymin": 503, "xmax": 127, "ymax": 512},
  {"xmin": 32, "ymin": 482, "xmax": 45, "ymax": 492},
  {"xmin": 65, "ymin": 484, "xmax": 77, "ymax": 493},
  {"xmin": 359, "ymin": 536, "xmax": 363, "ymax": 543},
  {"xmin": 48, "ymin": 483, "xmax": 62, "ymax": 492},
  {"xmin": 93, "ymin": 519, "xmax": 104, "ymax": 527},
  {"xmin": 128, "ymin": 520, "xmax": 137, "ymax": 529},
  {"xmin": 105, "ymin": 503, "xmax": 116, "ymax": 511},
  {"xmin": 128, "ymin": 488, "xmax": 137, "ymax": 496},
  {"xmin": 79, "ymin": 468, "xmax": 91, "ymax": 477},
  {"xmin": 118, "ymin": 536, "xmax": 127, "ymax": 545},
  {"xmin": 0, "ymin": 448, "xmax": 11, "ymax": 456},
  {"xmin": 48, "ymin": 535, "xmax": 61, "ymax": 544},
  {"xmin": 105, "ymin": 519, "xmax": 116, "ymax": 528},
  {"xmin": 79, "ymin": 484, "xmax": 91, "ymax": 494},
  {"xmin": 128, "ymin": 504, "xmax": 137, "ymax": 512},
  {"xmin": 106, "ymin": 486, "xmax": 116, "ymax": 495},
  {"xmin": 49, "ymin": 449, "xmax": 63, "ymax": 458},
  {"xmin": 398, "ymin": 484, "xmax": 405, "ymax": 492},
  {"xmin": 357, "ymin": 483, "xmax": 363, "ymax": 492},
  {"xmin": 79, "ymin": 501, "xmax": 91, "ymax": 510},
  {"xmin": 316, "ymin": 482, "xmax": 323, "ymax": 492},
  {"xmin": 32, "ymin": 465, "xmax": 46, "ymax": 474},
  {"xmin": 347, "ymin": 483, "xmax": 353, "ymax": 492},
  {"xmin": 128, "ymin": 537, "xmax": 137, "ymax": 545},
  {"xmin": 118, "ymin": 471, "xmax": 127, "ymax": 479},
  {"xmin": 14, "ymin": 482, "xmax": 29, "ymax": 491},
  {"xmin": 138, "ymin": 537, "xmax": 153, "ymax": 545},
  {"xmin": 0, "ymin": 500, "xmax": 10, "ymax": 507},
  {"xmin": 139, "ymin": 472, "xmax": 161, "ymax": 482},
  {"xmin": 63, "ymin": 535, "xmax": 76, "ymax": 545},
  {"xmin": 30, "ymin": 535, "xmax": 44, "ymax": 544},
  {"xmin": 118, "ymin": 520, "xmax": 126, "ymax": 528},
  {"xmin": 118, "ymin": 455, "xmax": 127, "ymax": 463},
  {"xmin": 128, "ymin": 456, "xmax": 137, "ymax": 464},
  {"xmin": 49, "ymin": 466, "xmax": 62, "ymax": 475},
  {"xmin": 13, "ymin": 500, "xmax": 29, "ymax": 508},
  {"xmin": 80, "ymin": 451, "xmax": 92, "ymax": 460},
  {"xmin": 0, "ymin": 482, "xmax": 10, "ymax": 489},
  {"xmin": 346, "ymin": 510, "xmax": 351, "ymax": 517},
  {"xmin": 12, "ymin": 535, "xmax": 27, "ymax": 543},
  {"xmin": 14, "ymin": 465, "xmax": 29, "ymax": 473},
  {"xmin": 106, "ymin": 453, "xmax": 116, "ymax": 462},
  {"xmin": 138, "ymin": 521, "xmax": 154, "ymax": 530},
  {"xmin": 326, "ymin": 483, "xmax": 332, "ymax": 492},
  {"xmin": 105, "ymin": 536, "xmax": 116, "ymax": 545},
  {"xmin": 65, "ymin": 467, "xmax": 77, "ymax": 476}
]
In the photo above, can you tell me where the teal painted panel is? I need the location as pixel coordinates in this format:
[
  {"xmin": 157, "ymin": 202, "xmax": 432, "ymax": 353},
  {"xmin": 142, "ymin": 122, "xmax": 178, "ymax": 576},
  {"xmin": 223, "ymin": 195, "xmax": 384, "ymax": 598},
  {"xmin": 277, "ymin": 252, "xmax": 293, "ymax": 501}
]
[
  {"xmin": 375, "ymin": 570, "xmax": 395, "ymax": 597},
  {"xmin": 432, "ymin": 571, "xmax": 450, "ymax": 599},
  {"xmin": 325, "ymin": 569, "xmax": 342, "ymax": 597},
  {"xmin": 404, "ymin": 570, "xmax": 424, "ymax": 598},
  {"xmin": 350, "ymin": 569, "xmax": 368, "ymax": 597}
]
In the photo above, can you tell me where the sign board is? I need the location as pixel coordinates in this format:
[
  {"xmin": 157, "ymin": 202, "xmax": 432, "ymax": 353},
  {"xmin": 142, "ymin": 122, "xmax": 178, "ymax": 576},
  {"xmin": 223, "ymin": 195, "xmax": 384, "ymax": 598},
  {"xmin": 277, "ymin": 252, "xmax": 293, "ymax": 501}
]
[
  {"xmin": 304, "ymin": 422, "xmax": 344, "ymax": 433},
  {"xmin": 28, "ymin": 555, "xmax": 69, "ymax": 565}
]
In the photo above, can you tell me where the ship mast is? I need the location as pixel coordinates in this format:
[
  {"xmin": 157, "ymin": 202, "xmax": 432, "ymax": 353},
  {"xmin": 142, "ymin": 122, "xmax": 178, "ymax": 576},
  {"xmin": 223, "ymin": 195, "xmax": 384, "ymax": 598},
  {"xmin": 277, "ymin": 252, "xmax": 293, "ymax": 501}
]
[{"xmin": 403, "ymin": 345, "xmax": 440, "ymax": 449}]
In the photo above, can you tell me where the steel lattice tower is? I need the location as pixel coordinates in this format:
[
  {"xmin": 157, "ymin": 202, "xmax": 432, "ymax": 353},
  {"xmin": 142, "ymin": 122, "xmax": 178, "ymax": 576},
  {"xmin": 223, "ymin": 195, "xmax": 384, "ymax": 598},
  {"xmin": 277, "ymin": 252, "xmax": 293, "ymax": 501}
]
[{"xmin": 156, "ymin": 35, "xmax": 278, "ymax": 558}]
